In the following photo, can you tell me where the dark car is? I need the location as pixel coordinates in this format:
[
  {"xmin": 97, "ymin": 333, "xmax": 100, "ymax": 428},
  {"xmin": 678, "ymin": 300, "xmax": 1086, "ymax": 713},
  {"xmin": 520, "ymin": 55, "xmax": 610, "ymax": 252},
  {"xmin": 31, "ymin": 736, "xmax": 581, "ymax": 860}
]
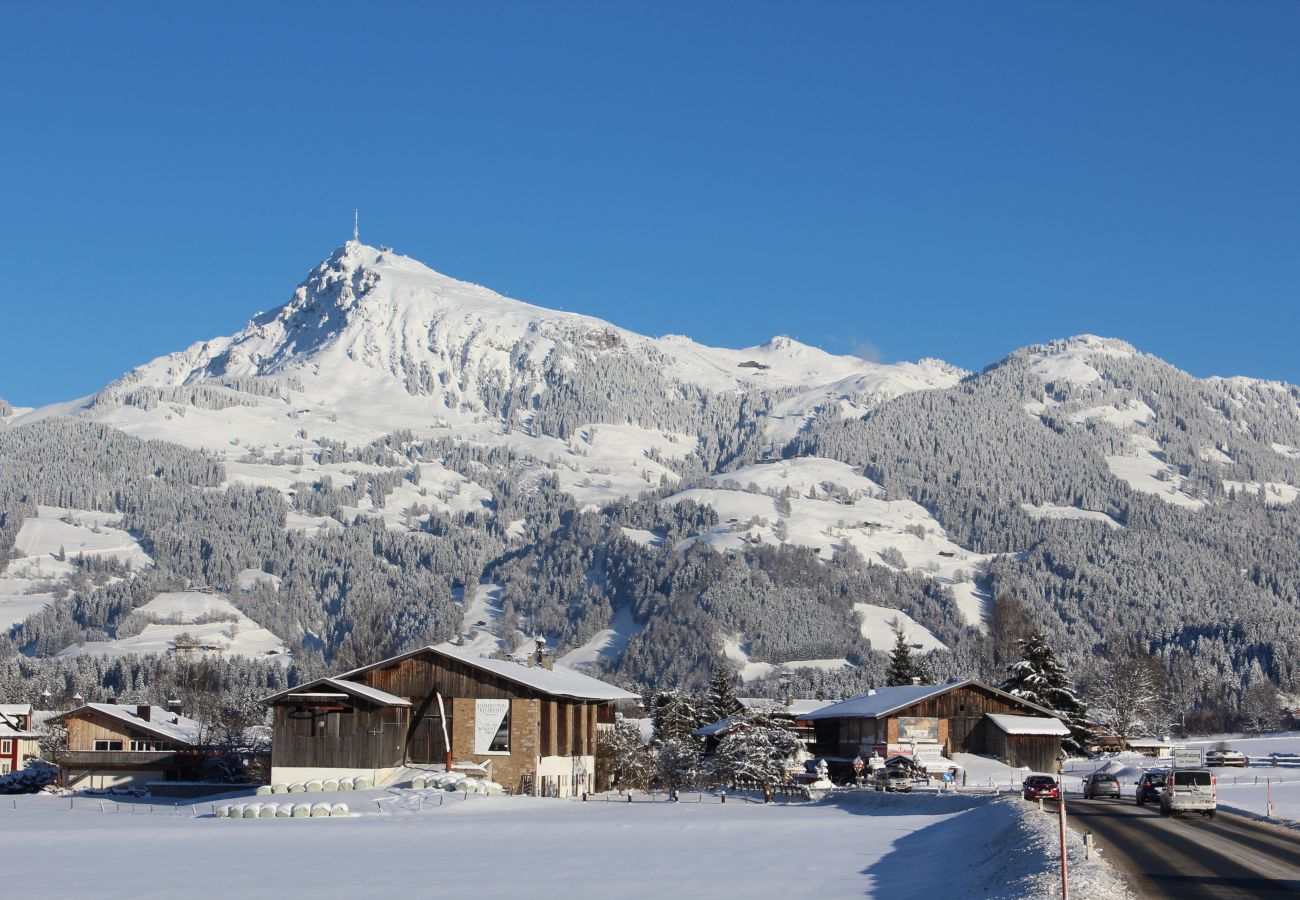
[
  {"xmin": 1135, "ymin": 769, "xmax": 1167, "ymax": 806},
  {"xmin": 1083, "ymin": 772, "xmax": 1121, "ymax": 800},
  {"xmin": 1022, "ymin": 775, "xmax": 1060, "ymax": 801}
]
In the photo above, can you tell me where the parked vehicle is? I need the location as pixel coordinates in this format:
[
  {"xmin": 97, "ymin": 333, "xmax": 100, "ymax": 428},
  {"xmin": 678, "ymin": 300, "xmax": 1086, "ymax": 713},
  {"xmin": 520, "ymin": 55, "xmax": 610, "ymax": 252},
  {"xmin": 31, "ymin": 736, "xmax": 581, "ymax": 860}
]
[
  {"xmin": 1135, "ymin": 769, "xmax": 1167, "ymax": 806},
  {"xmin": 1204, "ymin": 749, "xmax": 1247, "ymax": 767},
  {"xmin": 874, "ymin": 766, "xmax": 913, "ymax": 793},
  {"xmin": 1022, "ymin": 775, "xmax": 1059, "ymax": 801},
  {"xmin": 1160, "ymin": 768, "xmax": 1217, "ymax": 817},
  {"xmin": 1082, "ymin": 772, "xmax": 1121, "ymax": 800}
]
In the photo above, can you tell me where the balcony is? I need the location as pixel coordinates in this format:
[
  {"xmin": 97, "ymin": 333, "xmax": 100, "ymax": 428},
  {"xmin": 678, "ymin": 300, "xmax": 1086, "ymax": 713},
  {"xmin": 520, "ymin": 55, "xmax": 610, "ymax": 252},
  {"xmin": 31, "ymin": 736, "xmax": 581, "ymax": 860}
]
[{"xmin": 54, "ymin": 749, "xmax": 186, "ymax": 768}]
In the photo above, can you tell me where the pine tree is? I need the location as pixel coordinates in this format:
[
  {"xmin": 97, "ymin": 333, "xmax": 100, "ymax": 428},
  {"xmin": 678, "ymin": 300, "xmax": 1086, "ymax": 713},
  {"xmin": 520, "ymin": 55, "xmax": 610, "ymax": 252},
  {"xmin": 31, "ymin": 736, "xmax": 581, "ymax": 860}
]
[
  {"xmin": 597, "ymin": 714, "xmax": 653, "ymax": 791},
  {"xmin": 704, "ymin": 662, "xmax": 740, "ymax": 725},
  {"xmin": 886, "ymin": 622, "xmax": 915, "ymax": 686},
  {"xmin": 1000, "ymin": 631, "xmax": 1092, "ymax": 754},
  {"xmin": 711, "ymin": 710, "xmax": 805, "ymax": 801}
]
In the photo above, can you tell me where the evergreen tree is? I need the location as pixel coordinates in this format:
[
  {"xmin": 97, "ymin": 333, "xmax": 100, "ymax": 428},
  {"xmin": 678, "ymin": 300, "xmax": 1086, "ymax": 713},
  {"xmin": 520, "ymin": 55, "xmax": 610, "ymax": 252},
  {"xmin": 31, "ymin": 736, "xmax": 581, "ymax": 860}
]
[
  {"xmin": 886, "ymin": 622, "xmax": 915, "ymax": 686},
  {"xmin": 704, "ymin": 662, "xmax": 740, "ymax": 725},
  {"xmin": 1000, "ymin": 631, "xmax": 1092, "ymax": 754},
  {"xmin": 596, "ymin": 714, "xmax": 653, "ymax": 791},
  {"xmin": 711, "ymin": 710, "xmax": 805, "ymax": 802}
]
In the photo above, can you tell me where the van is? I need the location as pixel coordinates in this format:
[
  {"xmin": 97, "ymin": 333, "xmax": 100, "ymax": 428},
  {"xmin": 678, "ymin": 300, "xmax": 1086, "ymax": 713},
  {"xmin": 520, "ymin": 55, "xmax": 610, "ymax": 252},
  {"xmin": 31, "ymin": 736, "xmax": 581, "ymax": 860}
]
[{"xmin": 1159, "ymin": 768, "xmax": 1216, "ymax": 818}]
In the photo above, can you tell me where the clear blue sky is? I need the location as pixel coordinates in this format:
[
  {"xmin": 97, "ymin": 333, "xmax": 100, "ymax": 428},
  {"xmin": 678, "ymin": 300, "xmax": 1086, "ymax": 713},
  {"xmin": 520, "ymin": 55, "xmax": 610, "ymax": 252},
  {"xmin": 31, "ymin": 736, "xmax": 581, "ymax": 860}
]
[{"xmin": 3, "ymin": 1, "xmax": 1298, "ymax": 406}]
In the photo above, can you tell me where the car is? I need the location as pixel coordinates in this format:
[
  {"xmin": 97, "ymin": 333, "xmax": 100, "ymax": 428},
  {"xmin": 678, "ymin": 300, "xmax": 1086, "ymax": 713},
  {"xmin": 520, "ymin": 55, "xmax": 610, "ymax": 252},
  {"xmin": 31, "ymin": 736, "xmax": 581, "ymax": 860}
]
[
  {"xmin": 874, "ymin": 766, "xmax": 913, "ymax": 793},
  {"xmin": 1082, "ymin": 772, "xmax": 1121, "ymax": 800},
  {"xmin": 1159, "ymin": 768, "xmax": 1217, "ymax": 818},
  {"xmin": 1204, "ymin": 749, "xmax": 1247, "ymax": 767},
  {"xmin": 1135, "ymin": 769, "xmax": 1167, "ymax": 806},
  {"xmin": 1022, "ymin": 775, "xmax": 1060, "ymax": 801}
]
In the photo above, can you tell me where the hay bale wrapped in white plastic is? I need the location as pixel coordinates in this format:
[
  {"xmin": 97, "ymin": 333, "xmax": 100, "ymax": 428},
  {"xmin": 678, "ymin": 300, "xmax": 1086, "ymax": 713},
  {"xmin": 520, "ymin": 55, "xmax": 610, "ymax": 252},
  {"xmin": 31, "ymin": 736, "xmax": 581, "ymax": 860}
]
[
  {"xmin": 258, "ymin": 804, "xmax": 276, "ymax": 818},
  {"xmin": 329, "ymin": 802, "xmax": 349, "ymax": 817},
  {"xmin": 242, "ymin": 803, "xmax": 261, "ymax": 819},
  {"xmin": 288, "ymin": 783, "xmax": 306, "ymax": 793},
  {"xmin": 322, "ymin": 779, "xmax": 339, "ymax": 792},
  {"xmin": 352, "ymin": 776, "xmax": 372, "ymax": 790},
  {"xmin": 255, "ymin": 785, "xmax": 273, "ymax": 796},
  {"xmin": 482, "ymin": 781, "xmax": 504, "ymax": 795},
  {"xmin": 411, "ymin": 774, "xmax": 428, "ymax": 789},
  {"xmin": 272, "ymin": 783, "xmax": 289, "ymax": 794},
  {"xmin": 215, "ymin": 805, "xmax": 231, "ymax": 818},
  {"xmin": 291, "ymin": 803, "xmax": 311, "ymax": 818},
  {"xmin": 305, "ymin": 780, "xmax": 324, "ymax": 793},
  {"xmin": 336, "ymin": 777, "xmax": 354, "ymax": 791},
  {"xmin": 310, "ymin": 803, "xmax": 331, "ymax": 817},
  {"xmin": 458, "ymin": 778, "xmax": 481, "ymax": 794},
  {"xmin": 274, "ymin": 803, "xmax": 291, "ymax": 818}
]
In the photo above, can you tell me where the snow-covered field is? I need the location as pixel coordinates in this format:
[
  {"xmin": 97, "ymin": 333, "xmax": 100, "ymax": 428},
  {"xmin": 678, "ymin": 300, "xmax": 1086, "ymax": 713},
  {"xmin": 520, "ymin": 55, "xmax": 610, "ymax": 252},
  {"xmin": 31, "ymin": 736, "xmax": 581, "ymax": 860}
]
[
  {"xmin": 54, "ymin": 590, "xmax": 289, "ymax": 661},
  {"xmin": 0, "ymin": 506, "xmax": 152, "ymax": 629},
  {"xmin": 0, "ymin": 787, "xmax": 1115, "ymax": 899}
]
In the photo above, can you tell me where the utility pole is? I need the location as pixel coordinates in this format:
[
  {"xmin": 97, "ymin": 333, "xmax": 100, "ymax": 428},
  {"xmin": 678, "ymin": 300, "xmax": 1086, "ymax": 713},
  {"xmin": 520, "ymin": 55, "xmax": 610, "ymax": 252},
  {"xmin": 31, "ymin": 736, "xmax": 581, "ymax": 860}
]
[{"xmin": 1059, "ymin": 790, "xmax": 1070, "ymax": 900}]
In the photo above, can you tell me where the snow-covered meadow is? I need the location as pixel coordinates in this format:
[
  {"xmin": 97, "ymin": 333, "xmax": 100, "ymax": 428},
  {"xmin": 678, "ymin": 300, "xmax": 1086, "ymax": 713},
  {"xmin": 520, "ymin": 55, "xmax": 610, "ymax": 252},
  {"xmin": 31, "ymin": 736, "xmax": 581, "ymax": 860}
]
[{"xmin": 0, "ymin": 787, "xmax": 1112, "ymax": 899}]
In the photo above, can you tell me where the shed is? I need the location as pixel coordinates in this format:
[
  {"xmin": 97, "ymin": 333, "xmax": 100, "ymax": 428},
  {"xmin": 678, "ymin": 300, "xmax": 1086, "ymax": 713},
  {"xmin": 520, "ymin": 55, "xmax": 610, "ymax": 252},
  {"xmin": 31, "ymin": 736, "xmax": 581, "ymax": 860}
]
[{"xmin": 984, "ymin": 714, "xmax": 1070, "ymax": 773}]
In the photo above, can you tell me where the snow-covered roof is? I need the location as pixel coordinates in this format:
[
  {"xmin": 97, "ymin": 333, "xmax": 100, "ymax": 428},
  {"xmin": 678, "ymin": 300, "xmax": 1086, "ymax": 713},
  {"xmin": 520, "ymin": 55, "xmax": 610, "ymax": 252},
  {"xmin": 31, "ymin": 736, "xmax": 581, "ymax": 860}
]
[
  {"xmin": 1126, "ymin": 737, "xmax": 1173, "ymax": 748},
  {"xmin": 803, "ymin": 680, "xmax": 1057, "ymax": 720},
  {"xmin": 335, "ymin": 644, "xmax": 638, "ymax": 702},
  {"xmin": 0, "ymin": 703, "xmax": 32, "ymax": 717},
  {"xmin": 262, "ymin": 677, "xmax": 412, "ymax": 708},
  {"xmin": 52, "ymin": 704, "xmax": 202, "ymax": 746},
  {"xmin": 694, "ymin": 714, "xmax": 746, "ymax": 738},
  {"xmin": 0, "ymin": 723, "xmax": 39, "ymax": 739},
  {"xmin": 986, "ymin": 714, "xmax": 1070, "ymax": 736},
  {"xmin": 737, "ymin": 698, "xmax": 834, "ymax": 717}
]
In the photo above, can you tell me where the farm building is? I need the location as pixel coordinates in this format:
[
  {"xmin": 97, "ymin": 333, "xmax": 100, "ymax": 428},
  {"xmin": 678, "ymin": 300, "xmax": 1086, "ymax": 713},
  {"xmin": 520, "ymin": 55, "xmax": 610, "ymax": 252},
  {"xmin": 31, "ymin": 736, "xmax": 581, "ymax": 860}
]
[
  {"xmin": 49, "ymin": 701, "xmax": 204, "ymax": 789},
  {"xmin": 0, "ymin": 704, "xmax": 41, "ymax": 776},
  {"xmin": 262, "ymin": 642, "xmax": 639, "ymax": 796},
  {"xmin": 804, "ymin": 680, "xmax": 1068, "ymax": 778},
  {"xmin": 694, "ymin": 697, "xmax": 833, "ymax": 753}
]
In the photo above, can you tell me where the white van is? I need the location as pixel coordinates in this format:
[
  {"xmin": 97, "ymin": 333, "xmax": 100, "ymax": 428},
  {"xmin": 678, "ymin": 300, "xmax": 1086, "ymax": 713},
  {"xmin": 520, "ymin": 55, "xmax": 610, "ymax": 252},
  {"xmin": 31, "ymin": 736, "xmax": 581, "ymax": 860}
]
[{"xmin": 1159, "ymin": 768, "xmax": 1216, "ymax": 818}]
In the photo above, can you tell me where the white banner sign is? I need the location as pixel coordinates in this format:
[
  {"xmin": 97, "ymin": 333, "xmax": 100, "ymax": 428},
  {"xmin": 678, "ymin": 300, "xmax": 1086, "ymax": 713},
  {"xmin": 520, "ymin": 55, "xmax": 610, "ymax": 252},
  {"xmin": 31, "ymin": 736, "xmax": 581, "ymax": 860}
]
[
  {"xmin": 1173, "ymin": 747, "xmax": 1204, "ymax": 768},
  {"xmin": 474, "ymin": 699, "xmax": 510, "ymax": 754}
]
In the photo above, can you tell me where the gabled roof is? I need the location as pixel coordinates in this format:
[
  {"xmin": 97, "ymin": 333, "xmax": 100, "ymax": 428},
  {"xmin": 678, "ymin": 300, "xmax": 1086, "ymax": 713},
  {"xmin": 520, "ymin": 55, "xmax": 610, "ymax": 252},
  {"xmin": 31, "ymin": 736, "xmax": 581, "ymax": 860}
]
[
  {"xmin": 329, "ymin": 644, "xmax": 638, "ymax": 703},
  {"xmin": 50, "ymin": 704, "xmax": 202, "ymax": 746},
  {"xmin": 802, "ymin": 680, "xmax": 1058, "ymax": 720},
  {"xmin": 261, "ymin": 677, "xmax": 412, "ymax": 707},
  {"xmin": 986, "ymin": 714, "xmax": 1070, "ymax": 736},
  {"xmin": 0, "ymin": 703, "xmax": 32, "ymax": 717},
  {"xmin": 0, "ymin": 723, "xmax": 39, "ymax": 739},
  {"xmin": 737, "ymin": 698, "xmax": 835, "ymax": 717}
]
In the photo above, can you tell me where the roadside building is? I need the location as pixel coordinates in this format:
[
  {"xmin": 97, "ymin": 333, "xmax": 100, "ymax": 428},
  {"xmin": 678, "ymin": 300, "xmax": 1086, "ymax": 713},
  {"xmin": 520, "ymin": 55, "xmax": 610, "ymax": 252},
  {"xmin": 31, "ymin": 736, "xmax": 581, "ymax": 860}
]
[
  {"xmin": 0, "ymin": 704, "xmax": 41, "ymax": 775},
  {"xmin": 50, "ymin": 701, "xmax": 203, "ymax": 789},
  {"xmin": 694, "ymin": 697, "xmax": 833, "ymax": 754},
  {"xmin": 1126, "ymin": 737, "xmax": 1175, "ymax": 759},
  {"xmin": 804, "ymin": 679, "xmax": 1068, "ymax": 779},
  {"xmin": 262, "ymin": 642, "xmax": 638, "ymax": 796}
]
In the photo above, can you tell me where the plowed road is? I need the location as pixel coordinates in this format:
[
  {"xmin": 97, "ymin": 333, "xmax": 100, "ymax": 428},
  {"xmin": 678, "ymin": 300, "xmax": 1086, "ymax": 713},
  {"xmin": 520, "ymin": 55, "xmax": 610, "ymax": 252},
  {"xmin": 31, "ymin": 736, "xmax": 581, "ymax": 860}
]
[{"xmin": 1056, "ymin": 797, "xmax": 1300, "ymax": 898}]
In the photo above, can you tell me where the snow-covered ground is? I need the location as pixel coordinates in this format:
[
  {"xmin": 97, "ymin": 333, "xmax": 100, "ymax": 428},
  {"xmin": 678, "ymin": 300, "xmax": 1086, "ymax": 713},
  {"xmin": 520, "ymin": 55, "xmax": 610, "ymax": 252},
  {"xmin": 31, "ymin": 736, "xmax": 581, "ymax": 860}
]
[
  {"xmin": 53, "ymin": 590, "xmax": 290, "ymax": 662},
  {"xmin": 0, "ymin": 786, "xmax": 1118, "ymax": 899},
  {"xmin": 0, "ymin": 506, "xmax": 152, "ymax": 629},
  {"xmin": 855, "ymin": 603, "xmax": 948, "ymax": 653}
]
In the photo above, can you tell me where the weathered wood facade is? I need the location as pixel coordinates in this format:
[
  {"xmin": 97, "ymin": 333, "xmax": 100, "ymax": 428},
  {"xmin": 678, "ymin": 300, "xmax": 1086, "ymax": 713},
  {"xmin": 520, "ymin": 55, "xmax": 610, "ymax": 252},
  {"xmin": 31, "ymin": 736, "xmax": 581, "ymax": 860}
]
[
  {"xmin": 51, "ymin": 703, "xmax": 203, "ymax": 789},
  {"xmin": 807, "ymin": 680, "xmax": 1066, "ymax": 777},
  {"xmin": 264, "ymin": 646, "xmax": 637, "ymax": 796}
]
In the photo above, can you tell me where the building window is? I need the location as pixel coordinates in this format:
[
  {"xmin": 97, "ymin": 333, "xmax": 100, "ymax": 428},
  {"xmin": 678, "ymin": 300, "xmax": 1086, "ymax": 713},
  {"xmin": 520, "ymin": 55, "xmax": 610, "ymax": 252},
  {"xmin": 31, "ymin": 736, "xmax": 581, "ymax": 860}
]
[
  {"xmin": 0, "ymin": 739, "xmax": 10, "ymax": 754},
  {"xmin": 489, "ymin": 705, "xmax": 511, "ymax": 752},
  {"xmin": 93, "ymin": 740, "xmax": 124, "ymax": 751},
  {"xmin": 128, "ymin": 740, "xmax": 172, "ymax": 752},
  {"xmin": 0, "ymin": 762, "xmax": 9, "ymax": 775}
]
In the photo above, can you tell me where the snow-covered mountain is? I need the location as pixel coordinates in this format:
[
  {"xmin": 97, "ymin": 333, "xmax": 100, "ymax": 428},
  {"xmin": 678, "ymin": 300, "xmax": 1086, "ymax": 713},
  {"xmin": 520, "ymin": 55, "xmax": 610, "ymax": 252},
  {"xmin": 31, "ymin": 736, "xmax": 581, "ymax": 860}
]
[{"xmin": 3, "ymin": 242, "xmax": 1300, "ymax": 711}]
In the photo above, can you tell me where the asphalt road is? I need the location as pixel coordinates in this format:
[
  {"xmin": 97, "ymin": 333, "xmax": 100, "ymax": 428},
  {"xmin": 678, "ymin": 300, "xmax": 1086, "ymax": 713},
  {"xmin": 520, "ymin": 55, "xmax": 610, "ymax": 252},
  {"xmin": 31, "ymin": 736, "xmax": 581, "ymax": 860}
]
[{"xmin": 1056, "ymin": 796, "xmax": 1300, "ymax": 898}]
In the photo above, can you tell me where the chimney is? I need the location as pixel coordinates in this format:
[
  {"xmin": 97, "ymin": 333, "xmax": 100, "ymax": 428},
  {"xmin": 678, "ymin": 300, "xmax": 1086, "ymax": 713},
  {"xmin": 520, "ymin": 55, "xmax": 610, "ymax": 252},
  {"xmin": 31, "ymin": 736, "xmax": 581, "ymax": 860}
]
[
  {"xmin": 534, "ymin": 635, "xmax": 548, "ymax": 669},
  {"xmin": 911, "ymin": 677, "xmax": 921, "ymax": 686},
  {"xmin": 166, "ymin": 699, "xmax": 183, "ymax": 715},
  {"xmin": 107, "ymin": 696, "xmax": 117, "ymax": 705},
  {"xmin": 542, "ymin": 653, "xmax": 554, "ymax": 671},
  {"xmin": 137, "ymin": 704, "xmax": 151, "ymax": 722}
]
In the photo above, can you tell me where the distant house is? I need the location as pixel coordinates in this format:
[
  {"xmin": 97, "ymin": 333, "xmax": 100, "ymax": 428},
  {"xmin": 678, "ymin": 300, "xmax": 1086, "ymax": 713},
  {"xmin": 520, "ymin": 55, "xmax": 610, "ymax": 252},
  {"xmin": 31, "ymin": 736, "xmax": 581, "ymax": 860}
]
[
  {"xmin": 694, "ymin": 697, "xmax": 834, "ymax": 753},
  {"xmin": 50, "ymin": 701, "xmax": 203, "ymax": 790},
  {"xmin": 0, "ymin": 704, "xmax": 41, "ymax": 776},
  {"xmin": 262, "ymin": 643, "xmax": 639, "ymax": 797},
  {"xmin": 803, "ymin": 680, "xmax": 1068, "ymax": 777}
]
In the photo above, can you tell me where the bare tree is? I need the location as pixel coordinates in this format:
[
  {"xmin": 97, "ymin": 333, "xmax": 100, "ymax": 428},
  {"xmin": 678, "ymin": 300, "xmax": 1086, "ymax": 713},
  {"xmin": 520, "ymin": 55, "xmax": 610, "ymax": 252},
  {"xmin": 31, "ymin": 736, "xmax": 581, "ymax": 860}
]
[{"xmin": 1084, "ymin": 640, "xmax": 1169, "ymax": 748}]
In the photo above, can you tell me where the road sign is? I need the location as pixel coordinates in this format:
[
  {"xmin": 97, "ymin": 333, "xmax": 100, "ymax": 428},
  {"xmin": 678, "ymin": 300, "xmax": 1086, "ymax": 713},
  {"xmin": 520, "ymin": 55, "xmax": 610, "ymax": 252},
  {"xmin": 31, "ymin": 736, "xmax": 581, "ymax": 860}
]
[
  {"xmin": 853, "ymin": 756, "xmax": 865, "ymax": 773},
  {"xmin": 1173, "ymin": 748, "xmax": 1204, "ymax": 768},
  {"xmin": 942, "ymin": 772, "xmax": 954, "ymax": 783}
]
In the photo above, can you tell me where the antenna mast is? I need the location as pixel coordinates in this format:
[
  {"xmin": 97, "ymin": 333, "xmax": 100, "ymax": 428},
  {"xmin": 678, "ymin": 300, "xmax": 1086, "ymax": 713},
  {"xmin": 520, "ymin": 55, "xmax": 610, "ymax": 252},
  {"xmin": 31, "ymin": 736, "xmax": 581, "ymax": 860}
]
[{"xmin": 353, "ymin": 209, "xmax": 359, "ymax": 243}]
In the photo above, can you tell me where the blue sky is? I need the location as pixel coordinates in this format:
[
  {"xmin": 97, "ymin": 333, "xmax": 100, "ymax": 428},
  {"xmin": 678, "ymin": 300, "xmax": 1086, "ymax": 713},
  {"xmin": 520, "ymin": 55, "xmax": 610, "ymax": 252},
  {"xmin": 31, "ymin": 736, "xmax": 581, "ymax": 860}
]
[{"xmin": 2, "ymin": 1, "xmax": 1298, "ymax": 405}]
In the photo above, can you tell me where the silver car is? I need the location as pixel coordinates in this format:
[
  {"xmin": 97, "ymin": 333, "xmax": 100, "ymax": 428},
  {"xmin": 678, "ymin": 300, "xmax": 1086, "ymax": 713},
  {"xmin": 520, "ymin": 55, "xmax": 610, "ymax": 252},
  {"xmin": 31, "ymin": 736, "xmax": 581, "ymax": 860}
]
[{"xmin": 1083, "ymin": 772, "xmax": 1121, "ymax": 800}]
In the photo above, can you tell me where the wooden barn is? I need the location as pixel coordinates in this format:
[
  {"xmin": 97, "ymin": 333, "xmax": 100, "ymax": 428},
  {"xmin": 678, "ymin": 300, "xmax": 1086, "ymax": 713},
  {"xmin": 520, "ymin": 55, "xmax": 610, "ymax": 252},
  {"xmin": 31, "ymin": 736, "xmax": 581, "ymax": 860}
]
[
  {"xmin": 263, "ymin": 643, "xmax": 638, "ymax": 796},
  {"xmin": 804, "ymin": 680, "xmax": 1067, "ymax": 778}
]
